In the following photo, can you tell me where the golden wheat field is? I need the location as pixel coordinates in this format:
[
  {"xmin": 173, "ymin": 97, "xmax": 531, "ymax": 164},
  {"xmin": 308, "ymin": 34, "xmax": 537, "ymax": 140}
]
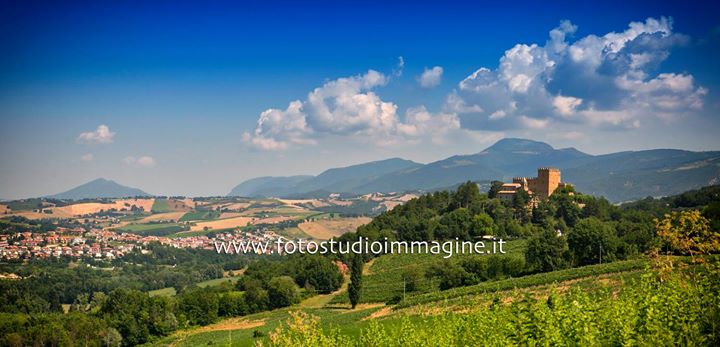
[{"xmin": 298, "ymin": 217, "xmax": 371, "ymax": 239}]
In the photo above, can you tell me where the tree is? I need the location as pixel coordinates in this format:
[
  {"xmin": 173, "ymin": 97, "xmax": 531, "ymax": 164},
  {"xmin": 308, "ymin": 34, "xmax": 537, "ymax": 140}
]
[
  {"xmin": 567, "ymin": 217, "xmax": 619, "ymax": 265},
  {"xmin": 428, "ymin": 261, "xmax": 471, "ymax": 290},
  {"xmin": 101, "ymin": 328, "xmax": 122, "ymax": 347},
  {"xmin": 452, "ymin": 181, "xmax": 481, "ymax": 209},
  {"xmin": 488, "ymin": 181, "xmax": 504, "ymax": 199},
  {"xmin": 525, "ymin": 228, "xmax": 568, "ymax": 272},
  {"xmin": 436, "ymin": 208, "xmax": 473, "ymax": 240},
  {"xmin": 295, "ymin": 255, "xmax": 343, "ymax": 294},
  {"xmin": 100, "ymin": 289, "xmax": 153, "ymax": 345},
  {"xmin": 348, "ymin": 255, "xmax": 363, "ymax": 309},
  {"xmin": 553, "ymin": 192, "xmax": 581, "ymax": 227},
  {"xmin": 177, "ymin": 288, "xmax": 219, "ymax": 326},
  {"xmin": 243, "ymin": 279, "xmax": 269, "ymax": 313},
  {"xmin": 401, "ymin": 265, "xmax": 424, "ymax": 292},
  {"xmin": 70, "ymin": 293, "xmax": 90, "ymax": 312},
  {"xmin": 656, "ymin": 210, "xmax": 720, "ymax": 258},
  {"xmin": 532, "ymin": 200, "xmax": 557, "ymax": 228},
  {"xmin": 702, "ymin": 202, "xmax": 720, "ymax": 236},
  {"xmin": 267, "ymin": 276, "xmax": 300, "ymax": 309},
  {"xmin": 472, "ymin": 213, "xmax": 495, "ymax": 237},
  {"xmin": 581, "ymin": 196, "xmax": 612, "ymax": 220},
  {"xmin": 512, "ymin": 189, "xmax": 531, "ymax": 222},
  {"xmin": 219, "ymin": 292, "xmax": 249, "ymax": 317}
]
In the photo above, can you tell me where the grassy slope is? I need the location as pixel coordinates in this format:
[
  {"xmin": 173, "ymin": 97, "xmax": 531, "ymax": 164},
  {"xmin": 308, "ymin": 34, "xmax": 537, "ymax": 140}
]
[
  {"xmin": 148, "ymin": 256, "xmax": 652, "ymax": 347},
  {"xmin": 151, "ymin": 199, "xmax": 172, "ymax": 213},
  {"xmin": 148, "ymin": 277, "xmax": 242, "ymax": 297},
  {"xmin": 179, "ymin": 210, "xmax": 221, "ymax": 222},
  {"xmin": 397, "ymin": 258, "xmax": 647, "ymax": 308},
  {"xmin": 330, "ymin": 239, "xmax": 526, "ymax": 304}
]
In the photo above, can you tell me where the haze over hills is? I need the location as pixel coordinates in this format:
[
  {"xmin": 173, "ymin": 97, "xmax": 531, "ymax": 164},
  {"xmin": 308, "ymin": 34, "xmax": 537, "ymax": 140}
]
[
  {"xmin": 228, "ymin": 158, "xmax": 421, "ymax": 198},
  {"xmin": 229, "ymin": 138, "xmax": 720, "ymax": 202},
  {"xmin": 46, "ymin": 178, "xmax": 151, "ymax": 200}
]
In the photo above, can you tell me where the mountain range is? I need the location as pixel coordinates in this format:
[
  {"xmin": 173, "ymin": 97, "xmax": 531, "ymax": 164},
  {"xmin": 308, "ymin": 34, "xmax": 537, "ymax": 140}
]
[
  {"xmin": 47, "ymin": 178, "xmax": 151, "ymax": 200},
  {"xmin": 228, "ymin": 138, "xmax": 720, "ymax": 202}
]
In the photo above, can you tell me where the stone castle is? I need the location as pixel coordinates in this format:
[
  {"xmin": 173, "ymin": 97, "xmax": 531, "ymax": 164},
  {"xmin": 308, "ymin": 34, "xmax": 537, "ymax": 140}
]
[{"xmin": 497, "ymin": 167, "xmax": 570, "ymax": 201}]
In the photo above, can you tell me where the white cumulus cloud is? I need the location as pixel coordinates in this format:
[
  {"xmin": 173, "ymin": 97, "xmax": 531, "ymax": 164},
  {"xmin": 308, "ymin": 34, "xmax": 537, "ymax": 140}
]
[
  {"xmin": 553, "ymin": 95, "xmax": 583, "ymax": 117},
  {"xmin": 77, "ymin": 125, "xmax": 115, "ymax": 144},
  {"xmin": 418, "ymin": 66, "xmax": 444, "ymax": 88},
  {"xmin": 80, "ymin": 153, "xmax": 94, "ymax": 161},
  {"xmin": 449, "ymin": 17, "xmax": 705, "ymax": 131},
  {"xmin": 243, "ymin": 70, "xmax": 463, "ymax": 150},
  {"xmin": 243, "ymin": 18, "xmax": 705, "ymax": 150}
]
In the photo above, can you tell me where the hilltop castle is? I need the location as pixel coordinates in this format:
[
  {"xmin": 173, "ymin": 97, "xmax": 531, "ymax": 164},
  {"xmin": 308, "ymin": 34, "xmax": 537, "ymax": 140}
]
[{"xmin": 497, "ymin": 167, "xmax": 570, "ymax": 201}]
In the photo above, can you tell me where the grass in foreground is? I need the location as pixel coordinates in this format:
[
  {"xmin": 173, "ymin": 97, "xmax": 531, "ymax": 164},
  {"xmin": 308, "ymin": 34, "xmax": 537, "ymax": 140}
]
[
  {"xmin": 147, "ymin": 254, "xmax": 701, "ymax": 347},
  {"xmin": 247, "ymin": 261, "xmax": 720, "ymax": 346}
]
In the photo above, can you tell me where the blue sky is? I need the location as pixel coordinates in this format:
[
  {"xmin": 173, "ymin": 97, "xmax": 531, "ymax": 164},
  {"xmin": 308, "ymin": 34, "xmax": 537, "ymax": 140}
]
[{"xmin": 1, "ymin": 0, "xmax": 719, "ymax": 198}]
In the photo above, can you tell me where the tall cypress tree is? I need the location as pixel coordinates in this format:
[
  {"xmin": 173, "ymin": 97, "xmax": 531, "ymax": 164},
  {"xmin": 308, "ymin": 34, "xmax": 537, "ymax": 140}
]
[{"xmin": 348, "ymin": 254, "xmax": 363, "ymax": 309}]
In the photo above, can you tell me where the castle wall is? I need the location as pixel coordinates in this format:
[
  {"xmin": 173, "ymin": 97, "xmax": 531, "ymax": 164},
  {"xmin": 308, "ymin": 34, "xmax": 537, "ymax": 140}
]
[{"xmin": 504, "ymin": 168, "xmax": 563, "ymax": 200}]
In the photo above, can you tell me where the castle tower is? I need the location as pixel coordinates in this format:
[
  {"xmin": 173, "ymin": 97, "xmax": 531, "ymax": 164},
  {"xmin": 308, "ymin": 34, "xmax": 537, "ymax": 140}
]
[{"xmin": 534, "ymin": 167, "xmax": 561, "ymax": 199}]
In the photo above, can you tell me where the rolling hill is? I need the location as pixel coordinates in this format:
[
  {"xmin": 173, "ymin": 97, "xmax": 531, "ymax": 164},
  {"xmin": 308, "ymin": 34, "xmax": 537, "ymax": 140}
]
[
  {"xmin": 229, "ymin": 138, "xmax": 720, "ymax": 202},
  {"xmin": 228, "ymin": 175, "xmax": 313, "ymax": 197},
  {"xmin": 46, "ymin": 178, "xmax": 151, "ymax": 200},
  {"xmin": 228, "ymin": 158, "xmax": 421, "ymax": 197}
]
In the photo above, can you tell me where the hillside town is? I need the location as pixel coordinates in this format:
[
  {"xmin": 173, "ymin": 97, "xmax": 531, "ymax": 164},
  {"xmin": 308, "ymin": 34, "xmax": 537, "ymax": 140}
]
[{"xmin": 0, "ymin": 227, "xmax": 279, "ymax": 261}]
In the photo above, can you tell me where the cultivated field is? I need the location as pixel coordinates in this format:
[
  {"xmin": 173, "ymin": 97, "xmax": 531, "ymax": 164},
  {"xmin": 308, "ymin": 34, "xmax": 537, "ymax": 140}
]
[
  {"xmin": 190, "ymin": 216, "xmax": 254, "ymax": 231},
  {"xmin": 298, "ymin": 216, "xmax": 371, "ymax": 239},
  {"xmin": 52, "ymin": 198, "xmax": 155, "ymax": 216},
  {"xmin": 136, "ymin": 211, "xmax": 186, "ymax": 223},
  {"xmin": 152, "ymin": 198, "xmax": 197, "ymax": 212}
]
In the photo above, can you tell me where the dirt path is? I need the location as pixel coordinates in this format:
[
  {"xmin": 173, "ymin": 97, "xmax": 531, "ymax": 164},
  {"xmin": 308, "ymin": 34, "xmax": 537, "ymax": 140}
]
[
  {"xmin": 300, "ymin": 275, "xmax": 349, "ymax": 308},
  {"xmin": 363, "ymin": 306, "xmax": 393, "ymax": 320},
  {"xmin": 196, "ymin": 317, "xmax": 265, "ymax": 332},
  {"xmin": 166, "ymin": 318, "xmax": 265, "ymax": 347},
  {"xmin": 363, "ymin": 258, "xmax": 376, "ymax": 275}
]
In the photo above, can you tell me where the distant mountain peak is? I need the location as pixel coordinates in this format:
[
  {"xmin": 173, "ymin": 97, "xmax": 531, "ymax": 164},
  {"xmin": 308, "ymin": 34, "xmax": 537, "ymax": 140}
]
[
  {"xmin": 89, "ymin": 177, "xmax": 112, "ymax": 184},
  {"xmin": 47, "ymin": 178, "xmax": 150, "ymax": 200},
  {"xmin": 482, "ymin": 138, "xmax": 554, "ymax": 154}
]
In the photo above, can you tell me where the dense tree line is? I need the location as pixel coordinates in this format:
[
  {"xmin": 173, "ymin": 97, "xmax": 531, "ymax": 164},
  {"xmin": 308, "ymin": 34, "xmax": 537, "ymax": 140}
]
[
  {"xmin": 0, "ymin": 244, "xmax": 246, "ymax": 313},
  {"xmin": 340, "ymin": 182, "xmax": 720, "ymax": 292},
  {"xmin": 0, "ymin": 250, "xmax": 342, "ymax": 346}
]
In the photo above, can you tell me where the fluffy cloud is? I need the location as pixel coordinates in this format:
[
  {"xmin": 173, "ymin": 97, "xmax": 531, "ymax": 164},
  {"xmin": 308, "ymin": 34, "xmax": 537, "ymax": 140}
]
[
  {"xmin": 244, "ymin": 70, "xmax": 462, "ymax": 150},
  {"xmin": 397, "ymin": 106, "xmax": 461, "ymax": 144},
  {"xmin": 77, "ymin": 125, "xmax": 115, "ymax": 144},
  {"xmin": 123, "ymin": 156, "xmax": 156, "ymax": 167},
  {"xmin": 449, "ymin": 17, "xmax": 705, "ymax": 131},
  {"xmin": 244, "ymin": 18, "xmax": 705, "ymax": 150},
  {"xmin": 80, "ymin": 153, "xmax": 94, "ymax": 161},
  {"xmin": 553, "ymin": 95, "xmax": 583, "ymax": 117},
  {"xmin": 418, "ymin": 66, "xmax": 444, "ymax": 88},
  {"xmin": 242, "ymin": 101, "xmax": 313, "ymax": 151}
]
